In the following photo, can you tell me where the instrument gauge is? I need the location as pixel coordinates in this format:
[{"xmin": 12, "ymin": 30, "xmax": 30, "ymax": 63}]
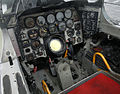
[
  {"xmin": 28, "ymin": 29, "xmax": 38, "ymax": 40},
  {"xmin": 66, "ymin": 19, "xmax": 73, "ymax": 28},
  {"xmin": 49, "ymin": 25, "xmax": 56, "ymax": 33},
  {"xmin": 31, "ymin": 40, "xmax": 41, "ymax": 50},
  {"xmin": 65, "ymin": 9, "xmax": 72, "ymax": 19},
  {"xmin": 67, "ymin": 29, "xmax": 74, "ymax": 37},
  {"xmin": 58, "ymin": 22, "xmax": 66, "ymax": 31},
  {"xmin": 39, "ymin": 28, "xmax": 48, "ymax": 37},
  {"xmin": 56, "ymin": 12, "xmax": 64, "ymax": 21},
  {"xmin": 47, "ymin": 14, "xmax": 55, "ymax": 24},
  {"xmin": 25, "ymin": 18, "xmax": 35, "ymax": 28},
  {"xmin": 37, "ymin": 16, "xmax": 46, "ymax": 26}
]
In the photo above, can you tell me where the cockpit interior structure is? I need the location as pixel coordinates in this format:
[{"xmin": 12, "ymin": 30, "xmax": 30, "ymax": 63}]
[{"xmin": 0, "ymin": 0, "xmax": 120, "ymax": 94}]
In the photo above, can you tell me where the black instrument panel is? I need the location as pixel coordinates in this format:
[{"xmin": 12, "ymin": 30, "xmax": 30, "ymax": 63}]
[
  {"xmin": 80, "ymin": 10, "xmax": 99, "ymax": 38},
  {"xmin": 17, "ymin": 7, "xmax": 83, "ymax": 62}
]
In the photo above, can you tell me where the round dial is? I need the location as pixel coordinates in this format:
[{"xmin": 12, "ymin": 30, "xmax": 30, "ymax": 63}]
[
  {"xmin": 47, "ymin": 14, "xmax": 55, "ymax": 24},
  {"xmin": 49, "ymin": 25, "xmax": 56, "ymax": 33},
  {"xmin": 28, "ymin": 29, "xmax": 38, "ymax": 40},
  {"xmin": 37, "ymin": 16, "xmax": 46, "ymax": 26},
  {"xmin": 56, "ymin": 12, "xmax": 64, "ymax": 21},
  {"xmin": 65, "ymin": 9, "xmax": 72, "ymax": 19},
  {"xmin": 39, "ymin": 28, "xmax": 48, "ymax": 37},
  {"xmin": 66, "ymin": 19, "xmax": 73, "ymax": 28},
  {"xmin": 67, "ymin": 29, "xmax": 74, "ymax": 37},
  {"xmin": 58, "ymin": 22, "xmax": 66, "ymax": 31},
  {"xmin": 46, "ymin": 35, "xmax": 66, "ymax": 57},
  {"xmin": 25, "ymin": 18, "xmax": 35, "ymax": 28},
  {"xmin": 31, "ymin": 40, "xmax": 41, "ymax": 49}
]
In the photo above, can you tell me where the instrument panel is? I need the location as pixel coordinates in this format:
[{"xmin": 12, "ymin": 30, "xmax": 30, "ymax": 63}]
[{"xmin": 17, "ymin": 7, "xmax": 83, "ymax": 62}]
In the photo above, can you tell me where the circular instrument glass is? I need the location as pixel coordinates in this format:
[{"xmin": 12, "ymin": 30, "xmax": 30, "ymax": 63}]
[
  {"xmin": 47, "ymin": 14, "xmax": 55, "ymax": 24},
  {"xmin": 65, "ymin": 9, "xmax": 72, "ymax": 19},
  {"xmin": 49, "ymin": 25, "xmax": 56, "ymax": 33},
  {"xmin": 58, "ymin": 22, "xmax": 66, "ymax": 31},
  {"xmin": 37, "ymin": 16, "xmax": 46, "ymax": 26},
  {"xmin": 46, "ymin": 35, "xmax": 66, "ymax": 57},
  {"xmin": 66, "ymin": 19, "xmax": 73, "ymax": 28},
  {"xmin": 50, "ymin": 39, "xmax": 62, "ymax": 52},
  {"xmin": 67, "ymin": 29, "xmax": 74, "ymax": 37},
  {"xmin": 28, "ymin": 29, "xmax": 38, "ymax": 40},
  {"xmin": 56, "ymin": 12, "xmax": 64, "ymax": 21},
  {"xmin": 25, "ymin": 18, "xmax": 35, "ymax": 28},
  {"xmin": 31, "ymin": 40, "xmax": 41, "ymax": 49},
  {"xmin": 39, "ymin": 28, "xmax": 48, "ymax": 37}
]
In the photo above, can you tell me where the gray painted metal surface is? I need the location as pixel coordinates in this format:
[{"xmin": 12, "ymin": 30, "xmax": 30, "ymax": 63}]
[{"xmin": 0, "ymin": 27, "xmax": 30, "ymax": 94}]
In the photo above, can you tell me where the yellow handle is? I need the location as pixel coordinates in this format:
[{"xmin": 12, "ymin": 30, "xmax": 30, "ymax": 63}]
[
  {"xmin": 93, "ymin": 52, "xmax": 111, "ymax": 70},
  {"xmin": 64, "ymin": 49, "xmax": 68, "ymax": 58},
  {"xmin": 42, "ymin": 80, "xmax": 51, "ymax": 94}
]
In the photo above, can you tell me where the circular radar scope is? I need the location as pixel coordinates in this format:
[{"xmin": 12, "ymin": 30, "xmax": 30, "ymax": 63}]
[
  {"xmin": 50, "ymin": 39, "xmax": 62, "ymax": 52},
  {"xmin": 45, "ymin": 35, "xmax": 66, "ymax": 57}
]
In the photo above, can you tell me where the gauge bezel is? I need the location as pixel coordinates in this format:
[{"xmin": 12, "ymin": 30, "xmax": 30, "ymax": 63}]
[
  {"xmin": 36, "ymin": 16, "xmax": 46, "ymax": 26},
  {"xmin": 31, "ymin": 40, "xmax": 41, "ymax": 50},
  {"xmin": 56, "ymin": 11, "xmax": 64, "ymax": 22},
  {"xmin": 66, "ymin": 19, "xmax": 74, "ymax": 28},
  {"xmin": 28, "ymin": 29, "xmax": 39, "ymax": 40},
  {"xmin": 47, "ymin": 14, "xmax": 55, "ymax": 24},
  {"xmin": 67, "ymin": 29, "xmax": 75, "ymax": 37},
  {"xmin": 49, "ymin": 24, "xmax": 57, "ymax": 34},
  {"xmin": 24, "ymin": 17, "xmax": 35, "ymax": 28},
  {"xmin": 39, "ymin": 28, "xmax": 48, "ymax": 37},
  {"xmin": 65, "ymin": 9, "xmax": 72, "ymax": 19},
  {"xmin": 58, "ymin": 22, "xmax": 66, "ymax": 31}
]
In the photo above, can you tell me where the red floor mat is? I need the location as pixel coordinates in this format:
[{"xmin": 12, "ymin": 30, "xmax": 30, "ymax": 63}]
[{"xmin": 68, "ymin": 73, "xmax": 120, "ymax": 94}]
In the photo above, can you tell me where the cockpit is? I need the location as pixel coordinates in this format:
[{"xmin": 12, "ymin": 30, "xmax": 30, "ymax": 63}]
[{"xmin": 0, "ymin": 0, "xmax": 120, "ymax": 94}]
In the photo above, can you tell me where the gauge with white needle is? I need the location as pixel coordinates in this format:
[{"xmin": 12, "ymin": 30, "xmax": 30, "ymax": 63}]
[
  {"xmin": 56, "ymin": 12, "xmax": 64, "ymax": 21},
  {"xmin": 37, "ymin": 16, "xmax": 46, "ymax": 26},
  {"xmin": 47, "ymin": 14, "xmax": 55, "ymax": 24}
]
